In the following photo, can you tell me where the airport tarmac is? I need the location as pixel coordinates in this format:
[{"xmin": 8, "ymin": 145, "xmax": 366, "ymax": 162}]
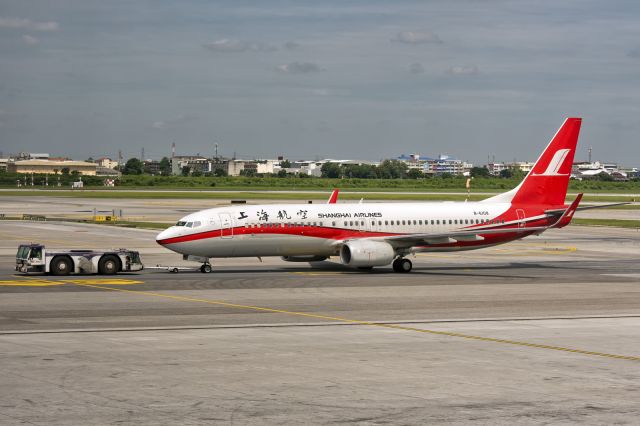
[{"xmin": 1, "ymin": 220, "xmax": 639, "ymax": 424}]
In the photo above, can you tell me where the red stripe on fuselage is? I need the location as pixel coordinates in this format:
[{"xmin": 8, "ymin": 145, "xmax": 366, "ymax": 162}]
[
  {"xmin": 156, "ymin": 225, "xmax": 400, "ymax": 245},
  {"xmin": 156, "ymin": 220, "xmax": 541, "ymax": 248}
]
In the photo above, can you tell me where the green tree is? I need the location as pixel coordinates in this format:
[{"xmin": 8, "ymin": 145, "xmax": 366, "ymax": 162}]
[
  {"xmin": 123, "ymin": 158, "xmax": 144, "ymax": 175},
  {"xmin": 181, "ymin": 166, "xmax": 191, "ymax": 176},
  {"xmin": 406, "ymin": 169, "xmax": 424, "ymax": 179},
  {"xmin": 213, "ymin": 168, "xmax": 227, "ymax": 177},
  {"xmin": 159, "ymin": 157, "xmax": 172, "ymax": 175},
  {"xmin": 192, "ymin": 168, "xmax": 203, "ymax": 177},
  {"xmin": 499, "ymin": 168, "xmax": 513, "ymax": 179},
  {"xmin": 280, "ymin": 159, "xmax": 291, "ymax": 168},
  {"xmin": 321, "ymin": 162, "xmax": 341, "ymax": 178},
  {"xmin": 277, "ymin": 169, "xmax": 288, "ymax": 178},
  {"xmin": 596, "ymin": 172, "xmax": 614, "ymax": 181},
  {"xmin": 61, "ymin": 168, "xmax": 70, "ymax": 175},
  {"xmin": 378, "ymin": 160, "xmax": 408, "ymax": 179},
  {"xmin": 470, "ymin": 166, "xmax": 490, "ymax": 178}
]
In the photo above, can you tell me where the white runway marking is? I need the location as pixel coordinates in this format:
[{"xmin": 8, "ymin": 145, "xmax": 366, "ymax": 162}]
[{"xmin": 601, "ymin": 273, "xmax": 640, "ymax": 279}]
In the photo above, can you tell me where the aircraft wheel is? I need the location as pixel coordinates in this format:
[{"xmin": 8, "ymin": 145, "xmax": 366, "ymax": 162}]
[
  {"xmin": 393, "ymin": 258, "xmax": 412, "ymax": 273},
  {"xmin": 200, "ymin": 264, "xmax": 212, "ymax": 273}
]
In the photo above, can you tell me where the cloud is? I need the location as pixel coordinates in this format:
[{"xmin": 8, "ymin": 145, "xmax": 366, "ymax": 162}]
[
  {"xmin": 22, "ymin": 34, "xmax": 38, "ymax": 45},
  {"xmin": 151, "ymin": 113, "xmax": 199, "ymax": 130},
  {"xmin": 409, "ymin": 62, "xmax": 425, "ymax": 74},
  {"xmin": 202, "ymin": 39, "xmax": 277, "ymax": 53},
  {"xmin": 445, "ymin": 65, "xmax": 479, "ymax": 76},
  {"xmin": 276, "ymin": 62, "xmax": 323, "ymax": 74},
  {"xmin": 283, "ymin": 41, "xmax": 300, "ymax": 50},
  {"xmin": 0, "ymin": 17, "xmax": 59, "ymax": 31},
  {"xmin": 627, "ymin": 48, "xmax": 640, "ymax": 58},
  {"xmin": 391, "ymin": 30, "xmax": 442, "ymax": 45}
]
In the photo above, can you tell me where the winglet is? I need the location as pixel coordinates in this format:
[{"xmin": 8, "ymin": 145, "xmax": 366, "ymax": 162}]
[
  {"xmin": 327, "ymin": 189, "xmax": 339, "ymax": 204},
  {"xmin": 553, "ymin": 193, "xmax": 583, "ymax": 228}
]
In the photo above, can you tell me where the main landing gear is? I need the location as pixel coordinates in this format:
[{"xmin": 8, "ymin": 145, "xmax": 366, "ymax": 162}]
[
  {"xmin": 392, "ymin": 257, "xmax": 412, "ymax": 273},
  {"xmin": 200, "ymin": 263, "xmax": 212, "ymax": 273}
]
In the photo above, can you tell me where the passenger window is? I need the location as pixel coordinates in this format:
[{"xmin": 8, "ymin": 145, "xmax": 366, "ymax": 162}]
[
  {"xmin": 402, "ymin": 220, "xmax": 405, "ymax": 225},
  {"xmin": 391, "ymin": 220, "xmax": 394, "ymax": 225},
  {"xmin": 449, "ymin": 220, "xmax": 452, "ymax": 225},
  {"xmin": 361, "ymin": 221, "xmax": 365, "ymax": 226},
  {"xmin": 349, "ymin": 221, "xmax": 353, "ymax": 226},
  {"xmin": 344, "ymin": 221, "xmax": 348, "ymax": 226},
  {"xmin": 418, "ymin": 220, "xmax": 422, "ymax": 225},
  {"xmin": 431, "ymin": 220, "xmax": 435, "ymax": 225},
  {"xmin": 385, "ymin": 220, "xmax": 388, "ymax": 225},
  {"xmin": 332, "ymin": 221, "xmax": 336, "ymax": 226}
]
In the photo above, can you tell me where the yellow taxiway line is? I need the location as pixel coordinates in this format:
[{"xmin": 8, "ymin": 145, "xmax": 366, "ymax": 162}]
[
  {"xmin": 69, "ymin": 282, "xmax": 640, "ymax": 363},
  {"xmin": 0, "ymin": 276, "xmax": 144, "ymax": 286}
]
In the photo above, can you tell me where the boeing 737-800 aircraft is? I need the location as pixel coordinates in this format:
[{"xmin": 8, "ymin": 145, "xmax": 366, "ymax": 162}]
[{"xmin": 157, "ymin": 118, "xmax": 604, "ymax": 273}]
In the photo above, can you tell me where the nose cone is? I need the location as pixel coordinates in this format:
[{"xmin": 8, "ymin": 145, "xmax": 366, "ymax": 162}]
[{"xmin": 156, "ymin": 228, "xmax": 172, "ymax": 246}]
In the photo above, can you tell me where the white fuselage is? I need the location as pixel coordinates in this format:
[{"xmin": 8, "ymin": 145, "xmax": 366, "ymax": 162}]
[{"xmin": 156, "ymin": 201, "xmax": 520, "ymax": 258}]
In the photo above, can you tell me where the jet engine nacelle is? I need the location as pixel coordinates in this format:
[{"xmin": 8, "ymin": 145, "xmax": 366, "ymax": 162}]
[
  {"xmin": 339, "ymin": 240, "xmax": 395, "ymax": 268},
  {"xmin": 281, "ymin": 255, "xmax": 328, "ymax": 262}
]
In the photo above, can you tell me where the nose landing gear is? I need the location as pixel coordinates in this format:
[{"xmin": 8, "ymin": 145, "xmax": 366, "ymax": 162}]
[{"xmin": 200, "ymin": 263, "xmax": 212, "ymax": 273}]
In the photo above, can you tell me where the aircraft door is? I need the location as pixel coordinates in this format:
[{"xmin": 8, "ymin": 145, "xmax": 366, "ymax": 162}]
[
  {"xmin": 516, "ymin": 209, "xmax": 525, "ymax": 228},
  {"xmin": 218, "ymin": 213, "xmax": 234, "ymax": 239}
]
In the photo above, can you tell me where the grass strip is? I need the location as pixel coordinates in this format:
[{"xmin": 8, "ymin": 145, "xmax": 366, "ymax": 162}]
[{"xmin": 571, "ymin": 218, "xmax": 640, "ymax": 228}]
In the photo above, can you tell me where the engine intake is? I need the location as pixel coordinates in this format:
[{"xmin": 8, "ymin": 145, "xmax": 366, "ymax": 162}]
[{"xmin": 339, "ymin": 240, "xmax": 395, "ymax": 268}]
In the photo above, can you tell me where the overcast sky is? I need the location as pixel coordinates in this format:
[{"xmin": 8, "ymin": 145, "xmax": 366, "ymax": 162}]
[{"xmin": 1, "ymin": 0, "xmax": 639, "ymax": 165}]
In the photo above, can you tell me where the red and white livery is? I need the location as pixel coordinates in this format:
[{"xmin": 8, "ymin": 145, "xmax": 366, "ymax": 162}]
[{"xmin": 157, "ymin": 118, "xmax": 586, "ymax": 273}]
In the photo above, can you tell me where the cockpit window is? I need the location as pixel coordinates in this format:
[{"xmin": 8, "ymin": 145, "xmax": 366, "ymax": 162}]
[
  {"xmin": 175, "ymin": 221, "xmax": 187, "ymax": 227},
  {"xmin": 186, "ymin": 222, "xmax": 193, "ymax": 228},
  {"xmin": 193, "ymin": 221, "xmax": 201, "ymax": 228}
]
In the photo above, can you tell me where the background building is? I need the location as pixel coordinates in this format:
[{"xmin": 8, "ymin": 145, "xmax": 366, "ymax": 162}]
[{"xmin": 8, "ymin": 160, "xmax": 97, "ymax": 176}]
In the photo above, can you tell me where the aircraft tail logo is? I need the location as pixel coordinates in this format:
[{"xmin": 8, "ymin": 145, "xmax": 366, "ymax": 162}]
[{"xmin": 533, "ymin": 148, "xmax": 571, "ymax": 176}]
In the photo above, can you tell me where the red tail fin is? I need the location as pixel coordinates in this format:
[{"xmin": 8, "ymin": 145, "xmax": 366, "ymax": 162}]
[
  {"xmin": 327, "ymin": 189, "xmax": 339, "ymax": 204},
  {"xmin": 483, "ymin": 118, "xmax": 581, "ymax": 207}
]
